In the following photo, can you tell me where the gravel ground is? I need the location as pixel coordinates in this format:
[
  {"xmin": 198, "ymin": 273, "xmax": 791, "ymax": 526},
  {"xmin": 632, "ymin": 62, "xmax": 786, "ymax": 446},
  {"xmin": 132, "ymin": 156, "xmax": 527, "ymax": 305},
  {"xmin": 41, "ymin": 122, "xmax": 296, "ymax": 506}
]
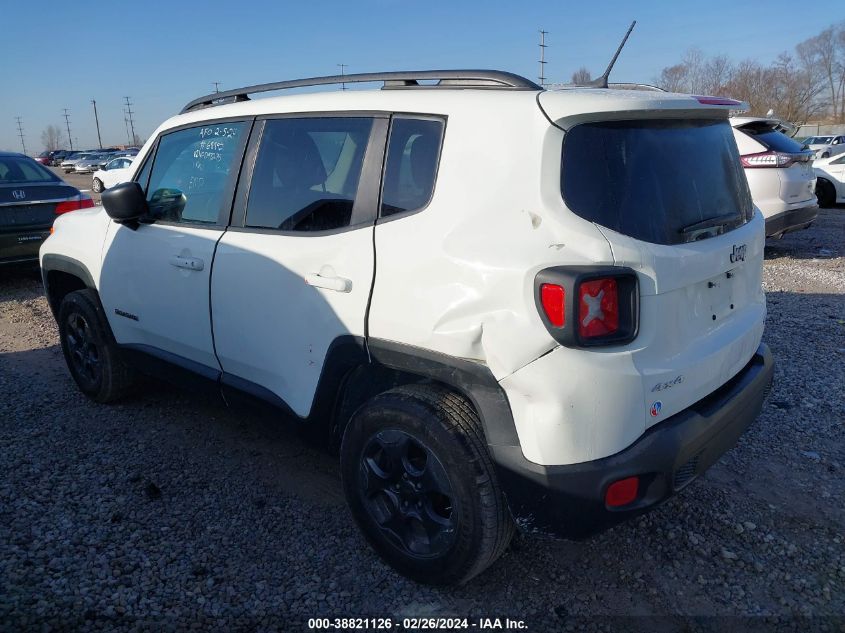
[{"xmin": 1, "ymin": 209, "xmax": 843, "ymax": 632}]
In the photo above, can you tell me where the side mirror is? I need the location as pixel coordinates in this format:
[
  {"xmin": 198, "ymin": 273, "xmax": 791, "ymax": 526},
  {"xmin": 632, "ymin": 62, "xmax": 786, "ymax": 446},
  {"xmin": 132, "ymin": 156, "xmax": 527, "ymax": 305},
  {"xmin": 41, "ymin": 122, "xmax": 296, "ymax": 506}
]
[{"xmin": 102, "ymin": 181, "xmax": 149, "ymax": 225}]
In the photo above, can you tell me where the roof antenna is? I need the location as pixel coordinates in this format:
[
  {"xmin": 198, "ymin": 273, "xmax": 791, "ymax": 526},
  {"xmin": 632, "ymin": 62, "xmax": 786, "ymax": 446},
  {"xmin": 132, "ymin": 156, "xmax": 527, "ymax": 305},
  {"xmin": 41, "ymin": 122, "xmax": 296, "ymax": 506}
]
[{"xmin": 587, "ymin": 20, "xmax": 636, "ymax": 88}]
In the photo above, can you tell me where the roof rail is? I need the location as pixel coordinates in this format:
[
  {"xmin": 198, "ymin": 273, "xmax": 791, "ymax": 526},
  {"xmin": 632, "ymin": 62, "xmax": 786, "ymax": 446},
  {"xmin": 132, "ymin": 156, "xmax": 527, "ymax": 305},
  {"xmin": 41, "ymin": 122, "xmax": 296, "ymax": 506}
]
[{"xmin": 180, "ymin": 70, "xmax": 542, "ymax": 113}]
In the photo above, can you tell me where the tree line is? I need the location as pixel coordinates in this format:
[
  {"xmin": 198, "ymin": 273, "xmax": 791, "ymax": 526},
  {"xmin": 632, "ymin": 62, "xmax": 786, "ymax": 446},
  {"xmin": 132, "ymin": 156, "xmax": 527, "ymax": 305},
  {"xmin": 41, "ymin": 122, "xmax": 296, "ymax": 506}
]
[{"xmin": 655, "ymin": 21, "xmax": 845, "ymax": 126}]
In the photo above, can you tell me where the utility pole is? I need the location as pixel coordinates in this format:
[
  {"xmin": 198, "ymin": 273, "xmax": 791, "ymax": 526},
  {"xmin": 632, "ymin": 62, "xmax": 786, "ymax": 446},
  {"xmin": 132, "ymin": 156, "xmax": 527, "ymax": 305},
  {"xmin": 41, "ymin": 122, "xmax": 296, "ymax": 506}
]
[
  {"xmin": 124, "ymin": 97, "xmax": 137, "ymax": 146},
  {"xmin": 123, "ymin": 108, "xmax": 132, "ymax": 146},
  {"xmin": 212, "ymin": 81, "xmax": 221, "ymax": 93},
  {"xmin": 338, "ymin": 64, "xmax": 348, "ymax": 90},
  {"xmin": 15, "ymin": 117, "xmax": 27, "ymax": 154},
  {"xmin": 62, "ymin": 109, "xmax": 74, "ymax": 151},
  {"xmin": 538, "ymin": 30, "xmax": 549, "ymax": 87},
  {"xmin": 91, "ymin": 100, "xmax": 103, "ymax": 149}
]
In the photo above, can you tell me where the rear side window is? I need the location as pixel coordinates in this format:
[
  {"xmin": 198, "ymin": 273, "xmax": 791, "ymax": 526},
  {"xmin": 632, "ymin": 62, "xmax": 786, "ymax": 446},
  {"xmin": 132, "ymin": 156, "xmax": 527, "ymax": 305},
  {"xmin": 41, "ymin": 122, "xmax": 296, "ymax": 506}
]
[
  {"xmin": 562, "ymin": 119, "xmax": 752, "ymax": 245},
  {"xmin": 145, "ymin": 122, "xmax": 246, "ymax": 225},
  {"xmin": 245, "ymin": 117, "xmax": 373, "ymax": 232},
  {"xmin": 736, "ymin": 123, "xmax": 804, "ymax": 153},
  {"xmin": 381, "ymin": 118, "xmax": 444, "ymax": 217}
]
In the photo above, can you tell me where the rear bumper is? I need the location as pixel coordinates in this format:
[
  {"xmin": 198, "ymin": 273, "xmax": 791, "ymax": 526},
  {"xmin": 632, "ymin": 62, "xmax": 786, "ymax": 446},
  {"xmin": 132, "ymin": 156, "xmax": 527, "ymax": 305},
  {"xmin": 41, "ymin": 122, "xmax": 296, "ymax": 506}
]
[
  {"xmin": 764, "ymin": 204, "xmax": 818, "ymax": 237},
  {"xmin": 490, "ymin": 342, "xmax": 774, "ymax": 539},
  {"xmin": 0, "ymin": 228, "xmax": 51, "ymax": 265}
]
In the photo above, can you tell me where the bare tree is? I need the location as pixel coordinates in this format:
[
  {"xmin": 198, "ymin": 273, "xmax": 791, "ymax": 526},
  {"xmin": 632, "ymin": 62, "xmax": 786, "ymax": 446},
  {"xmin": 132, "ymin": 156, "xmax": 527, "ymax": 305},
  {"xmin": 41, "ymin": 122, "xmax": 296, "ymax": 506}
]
[
  {"xmin": 796, "ymin": 24, "xmax": 845, "ymax": 121},
  {"xmin": 570, "ymin": 67, "xmax": 592, "ymax": 84},
  {"xmin": 41, "ymin": 125, "xmax": 64, "ymax": 151}
]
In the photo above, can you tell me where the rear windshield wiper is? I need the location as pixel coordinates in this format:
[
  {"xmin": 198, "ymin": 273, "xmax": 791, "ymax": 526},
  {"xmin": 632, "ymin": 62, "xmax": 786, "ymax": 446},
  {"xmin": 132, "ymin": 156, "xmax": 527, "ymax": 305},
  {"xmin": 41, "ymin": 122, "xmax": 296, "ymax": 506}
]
[{"xmin": 679, "ymin": 213, "xmax": 742, "ymax": 235}]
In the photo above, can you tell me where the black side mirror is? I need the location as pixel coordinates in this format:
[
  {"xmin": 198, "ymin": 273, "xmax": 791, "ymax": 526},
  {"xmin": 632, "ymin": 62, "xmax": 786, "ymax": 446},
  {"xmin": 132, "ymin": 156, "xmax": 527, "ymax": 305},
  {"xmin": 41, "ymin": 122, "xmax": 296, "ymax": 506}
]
[{"xmin": 102, "ymin": 182, "xmax": 149, "ymax": 226}]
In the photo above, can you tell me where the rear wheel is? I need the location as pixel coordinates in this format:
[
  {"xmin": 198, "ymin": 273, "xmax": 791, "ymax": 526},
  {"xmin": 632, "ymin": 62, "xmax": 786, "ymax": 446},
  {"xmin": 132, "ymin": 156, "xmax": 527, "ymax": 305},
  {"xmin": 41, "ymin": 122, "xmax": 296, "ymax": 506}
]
[
  {"xmin": 92, "ymin": 178, "xmax": 104, "ymax": 193},
  {"xmin": 816, "ymin": 178, "xmax": 836, "ymax": 208},
  {"xmin": 340, "ymin": 384, "xmax": 513, "ymax": 585},
  {"xmin": 58, "ymin": 289, "xmax": 136, "ymax": 403}
]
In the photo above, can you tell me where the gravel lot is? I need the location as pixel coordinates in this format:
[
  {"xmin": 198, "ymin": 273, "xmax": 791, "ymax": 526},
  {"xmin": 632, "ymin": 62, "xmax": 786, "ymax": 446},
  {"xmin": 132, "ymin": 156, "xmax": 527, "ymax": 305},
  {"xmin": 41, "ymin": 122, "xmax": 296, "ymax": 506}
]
[{"xmin": 1, "ymin": 208, "xmax": 843, "ymax": 632}]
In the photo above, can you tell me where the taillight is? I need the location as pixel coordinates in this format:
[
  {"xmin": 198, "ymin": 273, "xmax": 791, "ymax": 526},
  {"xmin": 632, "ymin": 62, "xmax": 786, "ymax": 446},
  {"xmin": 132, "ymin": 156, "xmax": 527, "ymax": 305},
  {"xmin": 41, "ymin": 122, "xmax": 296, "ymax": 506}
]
[
  {"xmin": 535, "ymin": 267, "xmax": 638, "ymax": 348},
  {"xmin": 740, "ymin": 151, "xmax": 796, "ymax": 168},
  {"xmin": 578, "ymin": 278, "xmax": 619, "ymax": 338},
  {"xmin": 540, "ymin": 284, "xmax": 565, "ymax": 327},
  {"xmin": 55, "ymin": 196, "xmax": 95, "ymax": 215},
  {"xmin": 692, "ymin": 95, "xmax": 743, "ymax": 107},
  {"xmin": 605, "ymin": 476, "xmax": 639, "ymax": 508}
]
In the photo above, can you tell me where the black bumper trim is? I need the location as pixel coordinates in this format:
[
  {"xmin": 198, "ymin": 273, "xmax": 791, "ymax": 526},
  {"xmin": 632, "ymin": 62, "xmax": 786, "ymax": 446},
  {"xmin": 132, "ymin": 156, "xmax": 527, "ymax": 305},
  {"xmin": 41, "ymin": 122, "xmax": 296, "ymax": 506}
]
[
  {"xmin": 490, "ymin": 343, "xmax": 774, "ymax": 539},
  {"xmin": 764, "ymin": 205, "xmax": 818, "ymax": 237}
]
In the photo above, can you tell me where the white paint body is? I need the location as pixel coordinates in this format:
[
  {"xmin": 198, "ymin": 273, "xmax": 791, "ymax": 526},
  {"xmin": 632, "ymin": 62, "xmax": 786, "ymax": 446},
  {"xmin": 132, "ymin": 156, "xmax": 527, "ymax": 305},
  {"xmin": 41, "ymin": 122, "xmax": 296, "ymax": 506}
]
[
  {"xmin": 92, "ymin": 157, "xmax": 135, "ymax": 190},
  {"xmin": 813, "ymin": 153, "xmax": 845, "ymax": 203},
  {"xmin": 41, "ymin": 86, "xmax": 767, "ymax": 467}
]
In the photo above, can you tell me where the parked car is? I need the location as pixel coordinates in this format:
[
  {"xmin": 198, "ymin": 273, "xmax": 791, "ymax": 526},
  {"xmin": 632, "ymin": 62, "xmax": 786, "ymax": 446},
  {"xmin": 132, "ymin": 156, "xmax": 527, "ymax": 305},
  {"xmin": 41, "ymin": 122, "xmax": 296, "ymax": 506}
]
[
  {"xmin": 40, "ymin": 70, "xmax": 773, "ymax": 584},
  {"xmin": 60, "ymin": 153, "xmax": 94, "ymax": 173},
  {"xmin": 35, "ymin": 151, "xmax": 53, "ymax": 165},
  {"xmin": 50, "ymin": 151, "xmax": 72, "ymax": 166},
  {"xmin": 730, "ymin": 117, "xmax": 817, "ymax": 238},
  {"xmin": 813, "ymin": 153, "xmax": 845, "ymax": 207},
  {"xmin": 92, "ymin": 157, "xmax": 134, "ymax": 193},
  {"xmin": 73, "ymin": 154, "xmax": 113, "ymax": 174},
  {"xmin": 802, "ymin": 134, "xmax": 845, "ymax": 159},
  {"xmin": 0, "ymin": 152, "xmax": 94, "ymax": 266}
]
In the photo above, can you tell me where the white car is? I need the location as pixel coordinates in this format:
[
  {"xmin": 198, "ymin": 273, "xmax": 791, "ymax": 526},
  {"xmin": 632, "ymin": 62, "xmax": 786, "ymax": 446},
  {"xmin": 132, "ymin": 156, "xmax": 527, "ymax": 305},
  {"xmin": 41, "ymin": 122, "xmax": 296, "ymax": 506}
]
[
  {"xmin": 39, "ymin": 70, "xmax": 773, "ymax": 584},
  {"xmin": 731, "ymin": 117, "xmax": 818, "ymax": 238},
  {"xmin": 813, "ymin": 153, "xmax": 845, "ymax": 207},
  {"xmin": 802, "ymin": 134, "xmax": 845, "ymax": 159},
  {"xmin": 92, "ymin": 157, "xmax": 135, "ymax": 193}
]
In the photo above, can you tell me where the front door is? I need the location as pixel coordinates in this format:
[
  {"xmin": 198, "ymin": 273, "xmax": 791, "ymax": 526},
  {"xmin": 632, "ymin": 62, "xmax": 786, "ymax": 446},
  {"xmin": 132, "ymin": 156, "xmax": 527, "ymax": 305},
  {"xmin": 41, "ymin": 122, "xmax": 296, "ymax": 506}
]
[
  {"xmin": 211, "ymin": 116, "xmax": 387, "ymax": 416},
  {"xmin": 99, "ymin": 120, "xmax": 250, "ymax": 371}
]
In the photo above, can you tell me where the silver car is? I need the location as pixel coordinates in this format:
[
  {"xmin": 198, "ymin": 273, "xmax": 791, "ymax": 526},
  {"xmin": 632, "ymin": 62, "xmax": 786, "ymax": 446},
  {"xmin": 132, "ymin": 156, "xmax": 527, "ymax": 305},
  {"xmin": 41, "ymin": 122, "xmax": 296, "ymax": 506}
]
[
  {"xmin": 60, "ymin": 153, "xmax": 95, "ymax": 173},
  {"xmin": 73, "ymin": 154, "xmax": 113, "ymax": 174}
]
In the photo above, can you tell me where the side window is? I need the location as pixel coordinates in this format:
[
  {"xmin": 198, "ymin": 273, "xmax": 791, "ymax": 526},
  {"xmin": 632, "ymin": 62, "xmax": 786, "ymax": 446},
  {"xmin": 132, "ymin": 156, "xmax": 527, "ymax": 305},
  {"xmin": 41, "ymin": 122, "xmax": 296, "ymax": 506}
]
[
  {"xmin": 134, "ymin": 153, "xmax": 153, "ymax": 191},
  {"xmin": 145, "ymin": 122, "xmax": 246, "ymax": 225},
  {"xmin": 245, "ymin": 117, "xmax": 373, "ymax": 232},
  {"xmin": 381, "ymin": 118, "xmax": 444, "ymax": 217}
]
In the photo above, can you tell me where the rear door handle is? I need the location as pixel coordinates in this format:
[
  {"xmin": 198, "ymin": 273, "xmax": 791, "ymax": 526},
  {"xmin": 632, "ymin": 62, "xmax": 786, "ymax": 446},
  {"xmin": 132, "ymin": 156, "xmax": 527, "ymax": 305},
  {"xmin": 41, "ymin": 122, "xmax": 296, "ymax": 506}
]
[
  {"xmin": 169, "ymin": 255, "xmax": 204, "ymax": 271},
  {"xmin": 305, "ymin": 272, "xmax": 352, "ymax": 293}
]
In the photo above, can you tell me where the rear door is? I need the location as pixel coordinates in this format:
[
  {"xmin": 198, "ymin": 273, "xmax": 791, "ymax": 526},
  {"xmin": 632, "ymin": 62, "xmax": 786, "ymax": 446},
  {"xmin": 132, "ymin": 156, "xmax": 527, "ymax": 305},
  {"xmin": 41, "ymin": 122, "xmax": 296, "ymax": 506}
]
[
  {"xmin": 560, "ymin": 117, "xmax": 766, "ymax": 427},
  {"xmin": 210, "ymin": 115, "xmax": 387, "ymax": 417},
  {"xmin": 98, "ymin": 120, "xmax": 250, "ymax": 371}
]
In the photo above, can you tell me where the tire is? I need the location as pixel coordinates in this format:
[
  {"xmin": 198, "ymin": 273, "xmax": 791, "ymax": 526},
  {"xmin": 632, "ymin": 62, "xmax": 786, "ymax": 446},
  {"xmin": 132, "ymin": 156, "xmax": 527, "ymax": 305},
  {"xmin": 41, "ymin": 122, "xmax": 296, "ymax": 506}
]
[
  {"xmin": 340, "ymin": 384, "xmax": 514, "ymax": 585},
  {"xmin": 58, "ymin": 289, "xmax": 136, "ymax": 403},
  {"xmin": 816, "ymin": 178, "xmax": 836, "ymax": 208},
  {"xmin": 92, "ymin": 178, "xmax": 104, "ymax": 193}
]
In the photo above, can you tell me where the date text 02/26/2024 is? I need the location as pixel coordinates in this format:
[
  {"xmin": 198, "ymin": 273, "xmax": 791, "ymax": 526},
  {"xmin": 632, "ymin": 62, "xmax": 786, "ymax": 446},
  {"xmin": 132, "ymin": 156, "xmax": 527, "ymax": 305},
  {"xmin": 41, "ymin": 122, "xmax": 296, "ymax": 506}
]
[{"xmin": 307, "ymin": 617, "xmax": 528, "ymax": 630}]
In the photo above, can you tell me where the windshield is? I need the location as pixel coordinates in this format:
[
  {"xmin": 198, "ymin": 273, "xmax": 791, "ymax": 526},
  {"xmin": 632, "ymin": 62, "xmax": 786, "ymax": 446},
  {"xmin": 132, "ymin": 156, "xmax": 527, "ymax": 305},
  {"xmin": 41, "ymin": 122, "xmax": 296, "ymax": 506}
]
[
  {"xmin": 561, "ymin": 118, "xmax": 752, "ymax": 245},
  {"xmin": 0, "ymin": 156, "xmax": 60, "ymax": 183},
  {"xmin": 806, "ymin": 136, "xmax": 833, "ymax": 144}
]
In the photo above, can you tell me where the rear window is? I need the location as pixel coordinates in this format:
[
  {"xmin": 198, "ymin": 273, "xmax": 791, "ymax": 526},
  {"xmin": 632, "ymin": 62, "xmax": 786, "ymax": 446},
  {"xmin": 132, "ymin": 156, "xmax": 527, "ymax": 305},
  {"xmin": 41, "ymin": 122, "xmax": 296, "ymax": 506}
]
[
  {"xmin": 737, "ymin": 123, "xmax": 805, "ymax": 153},
  {"xmin": 561, "ymin": 119, "xmax": 753, "ymax": 245},
  {"xmin": 0, "ymin": 156, "xmax": 58, "ymax": 183}
]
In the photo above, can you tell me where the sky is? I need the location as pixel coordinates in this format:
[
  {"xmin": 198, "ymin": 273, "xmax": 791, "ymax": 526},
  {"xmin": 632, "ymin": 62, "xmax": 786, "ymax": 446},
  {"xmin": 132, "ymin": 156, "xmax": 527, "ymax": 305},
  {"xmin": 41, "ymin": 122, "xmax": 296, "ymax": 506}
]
[{"xmin": 2, "ymin": 0, "xmax": 843, "ymax": 152}]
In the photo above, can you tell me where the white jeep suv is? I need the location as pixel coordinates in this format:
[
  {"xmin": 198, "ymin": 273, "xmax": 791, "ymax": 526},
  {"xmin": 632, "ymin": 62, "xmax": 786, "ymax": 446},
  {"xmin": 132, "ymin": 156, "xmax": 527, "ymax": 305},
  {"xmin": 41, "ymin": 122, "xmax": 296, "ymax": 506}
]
[{"xmin": 40, "ymin": 70, "xmax": 774, "ymax": 585}]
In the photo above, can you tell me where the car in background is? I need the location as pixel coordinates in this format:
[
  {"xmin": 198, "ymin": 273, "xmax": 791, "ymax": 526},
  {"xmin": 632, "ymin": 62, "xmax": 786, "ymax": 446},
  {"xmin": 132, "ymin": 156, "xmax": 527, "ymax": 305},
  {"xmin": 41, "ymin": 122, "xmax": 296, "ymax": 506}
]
[
  {"xmin": 0, "ymin": 152, "xmax": 94, "ymax": 266},
  {"xmin": 91, "ymin": 156, "xmax": 134, "ymax": 193},
  {"xmin": 730, "ymin": 117, "xmax": 817, "ymax": 238},
  {"xmin": 35, "ymin": 151, "xmax": 54, "ymax": 165},
  {"xmin": 813, "ymin": 153, "xmax": 845, "ymax": 208},
  {"xmin": 802, "ymin": 135, "xmax": 845, "ymax": 159},
  {"xmin": 73, "ymin": 154, "xmax": 113, "ymax": 174},
  {"xmin": 49, "ymin": 151, "xmax": 72, "ymax": 166},
  {"xmin": 60, "ymin": 153, "xmax": 95, "ymax": 173}
]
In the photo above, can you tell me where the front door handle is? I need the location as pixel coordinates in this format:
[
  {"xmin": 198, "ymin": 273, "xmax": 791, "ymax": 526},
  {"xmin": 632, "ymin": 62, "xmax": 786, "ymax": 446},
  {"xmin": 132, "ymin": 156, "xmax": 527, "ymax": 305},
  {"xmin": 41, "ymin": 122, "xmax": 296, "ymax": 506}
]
[
  {"xmin": 169, "ymin": 255, "xmax": 204, "ymax": 271},
  {"xmin": 305, "ymin": 272, "xmax": 352, "ymax": 293}
]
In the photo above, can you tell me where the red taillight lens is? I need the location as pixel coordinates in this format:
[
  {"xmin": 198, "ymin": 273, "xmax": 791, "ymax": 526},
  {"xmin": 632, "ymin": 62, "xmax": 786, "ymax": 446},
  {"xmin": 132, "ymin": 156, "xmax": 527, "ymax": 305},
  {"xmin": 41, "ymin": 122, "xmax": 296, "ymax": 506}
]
[
  {"xmin": 540, "ymin": 283, "xmax": 566, "ymax": 327},
  {"xmin": 578, "ymin": 278, "xmax": 619, "ymax": 338},
  {"xmin": 55, "ymin": 196, "xmax": 95, "ymax": 215},
  {"xmin": 605, "ymin": 476, "xmax": 639, "ymax": 507},
  {"xmin": 740, "ymin": 151, "xmax": 795, "ymax": 168}
]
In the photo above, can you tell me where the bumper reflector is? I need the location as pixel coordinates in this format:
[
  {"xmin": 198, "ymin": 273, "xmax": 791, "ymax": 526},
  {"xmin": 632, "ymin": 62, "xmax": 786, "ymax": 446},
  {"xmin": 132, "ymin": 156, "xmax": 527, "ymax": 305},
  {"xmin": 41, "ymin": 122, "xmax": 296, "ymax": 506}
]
[{"xmin": 605, "ymin": 476, "xmax": 639, "ymax": 507}]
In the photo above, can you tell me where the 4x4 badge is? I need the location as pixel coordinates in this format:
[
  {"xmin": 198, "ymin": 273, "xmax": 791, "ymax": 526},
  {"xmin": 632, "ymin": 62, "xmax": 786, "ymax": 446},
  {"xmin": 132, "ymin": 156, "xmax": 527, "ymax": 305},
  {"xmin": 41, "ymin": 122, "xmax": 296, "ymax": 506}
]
[{"xmin": 730, "ymin": 244, "xmax": 747, "ymax": 263}]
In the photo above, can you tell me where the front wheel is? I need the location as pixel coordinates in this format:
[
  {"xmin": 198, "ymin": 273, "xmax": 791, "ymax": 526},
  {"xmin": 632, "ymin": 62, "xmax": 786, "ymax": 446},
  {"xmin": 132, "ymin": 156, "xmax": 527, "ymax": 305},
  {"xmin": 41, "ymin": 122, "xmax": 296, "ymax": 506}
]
[
  {"xmin": 340, "ymin": 384, "xmax": 513, "ymax": 585},
  {"xmin": 92, "ymin": 178, "xmax": 104, "ymax": 193},
  {"xmin": 816, "ymin": 179, "xmax": 836, "ymax": 208},
  {"xmin": 58, "ymin": 289, "xmax": 136, "ymax": 403}
]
